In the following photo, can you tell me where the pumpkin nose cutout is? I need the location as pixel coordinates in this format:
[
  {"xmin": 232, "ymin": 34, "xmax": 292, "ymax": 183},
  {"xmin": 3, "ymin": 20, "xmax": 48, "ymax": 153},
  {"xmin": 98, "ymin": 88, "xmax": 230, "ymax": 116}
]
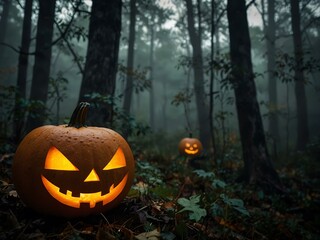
[{"xmin": 84, "ymin": 169, "xmax": 100, "ymax": 182}]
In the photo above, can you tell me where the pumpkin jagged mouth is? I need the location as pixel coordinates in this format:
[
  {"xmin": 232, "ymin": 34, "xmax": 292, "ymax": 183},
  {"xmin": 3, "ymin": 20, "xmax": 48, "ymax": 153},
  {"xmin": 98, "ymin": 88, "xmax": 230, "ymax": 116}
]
[
  {"xmin": 41, "ymin": 174, "xmax": 128, "ymax": 208},
  {"xmin": 185, "ymin": 149, "xmax": 199, "ymax": 155}
]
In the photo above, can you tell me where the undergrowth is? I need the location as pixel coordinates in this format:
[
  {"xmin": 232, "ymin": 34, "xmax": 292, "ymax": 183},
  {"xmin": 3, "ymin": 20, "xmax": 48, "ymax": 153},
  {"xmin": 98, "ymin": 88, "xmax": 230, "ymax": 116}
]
[{"xmin": 0, "ymin": 135, "xmax": 319, "ymax": 239}]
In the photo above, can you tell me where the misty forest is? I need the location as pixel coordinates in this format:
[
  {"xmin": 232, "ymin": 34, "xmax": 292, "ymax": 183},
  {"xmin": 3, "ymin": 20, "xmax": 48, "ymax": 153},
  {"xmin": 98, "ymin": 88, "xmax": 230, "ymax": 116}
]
[{"xmin": 0, "ymin": 0, "xmax": 320, "ymax": 239}]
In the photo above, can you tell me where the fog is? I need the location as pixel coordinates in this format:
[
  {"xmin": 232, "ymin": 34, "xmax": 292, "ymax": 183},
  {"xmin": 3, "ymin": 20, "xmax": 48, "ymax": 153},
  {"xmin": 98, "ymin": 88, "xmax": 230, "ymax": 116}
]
[{"xmin": 0, "ymin": 0, "xmax": 319, "ymax": 153}]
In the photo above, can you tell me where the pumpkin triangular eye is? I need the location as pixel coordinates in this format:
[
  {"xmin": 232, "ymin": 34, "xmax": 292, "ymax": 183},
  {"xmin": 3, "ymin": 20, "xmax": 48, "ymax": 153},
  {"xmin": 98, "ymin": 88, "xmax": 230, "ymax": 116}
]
[
  {"xmin": 103, "ymin": 148, "xmax": 126, "ymax": 170},
  {"xmin": 45, "ymin": 146, "xmax": 79, "ymax": 171}
]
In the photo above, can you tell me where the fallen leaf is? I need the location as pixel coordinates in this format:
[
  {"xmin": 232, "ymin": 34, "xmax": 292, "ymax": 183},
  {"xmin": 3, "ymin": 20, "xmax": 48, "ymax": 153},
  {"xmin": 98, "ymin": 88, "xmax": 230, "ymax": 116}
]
[{"xmin": 135, "ymin": 229, "xmax": 160, "ymax": 240}]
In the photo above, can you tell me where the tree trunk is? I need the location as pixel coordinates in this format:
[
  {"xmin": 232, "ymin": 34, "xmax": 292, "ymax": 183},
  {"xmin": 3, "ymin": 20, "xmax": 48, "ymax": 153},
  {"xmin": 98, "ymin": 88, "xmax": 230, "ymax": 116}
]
[
  {"xmin": 290, "ymin": 0, "xmax": 309, "ymax": 151},
  {"xmin": 123, "ymin": 0, "xmax": 137, "ymax": 116},
  {"xmin": 122, "ymin": 0, "xmax": 137, "ymax": 137},
  {"xmin": 227, "ymin": 0, "xmax": 283, "ymax": 192},
  {"xmin": 14, "ymin": 0, "xmax": 33, "ymax": 141},
  {"xmin": 149, "ymin": 18, "xmax": 155, "ymax": 130},
  {"xmin": 78, "ymin": 0, "xmax": 122, "ymax": 127},
  {"xmin": 185, "ymin": 0, "xmax": 211, "ymax": 151},
  {"xmin": 25, "ymin": 0, "xmax": 56, "ymax": 132},
  {"xmin": 0, "ymin": 0, "xmax": 11, "ymax": 58},
  {"xmin": 209, "ymin": 0, "xmax": 216, "ymax": 158},
  {"xmin": 266, "ymin": 0, "xmax": 280, "ymax": 152},
  {"xmin": 162, "ymin": 81, "xmax": 167, "ymax": 131}
]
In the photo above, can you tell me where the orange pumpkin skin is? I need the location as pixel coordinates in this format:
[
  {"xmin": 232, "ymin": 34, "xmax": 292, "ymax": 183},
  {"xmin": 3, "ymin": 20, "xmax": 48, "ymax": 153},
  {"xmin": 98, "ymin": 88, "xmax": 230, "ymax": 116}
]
[
  {"xmin": 178, "ymin": 137, "xmax": 203, "ymax": 156},
  {"xmin": 13, "ymin": 103, "xmax": 135, "ymax": 217}
]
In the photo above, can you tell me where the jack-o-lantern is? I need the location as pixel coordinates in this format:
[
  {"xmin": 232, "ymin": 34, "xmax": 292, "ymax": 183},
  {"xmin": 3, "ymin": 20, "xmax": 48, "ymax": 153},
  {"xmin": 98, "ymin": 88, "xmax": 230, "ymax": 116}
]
[
  {"xmin": 178, "ymin": 135, "xmax": 203, "ymax": 156},
  {"xmin": 13, "ymin": 102, "xmax": 135, "ymax": 217}
]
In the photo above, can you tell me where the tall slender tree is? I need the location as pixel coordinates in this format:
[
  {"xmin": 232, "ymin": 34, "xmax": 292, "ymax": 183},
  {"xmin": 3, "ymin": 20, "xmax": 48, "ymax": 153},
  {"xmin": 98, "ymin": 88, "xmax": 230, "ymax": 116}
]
[
  {"xmin": 0, "ymin": 0, "xmax": 11, "ymax": 59},
  {"xmin": 209, "ymin": 0, "xmax": 216, "ymax": 157},
  {"xmin": 14, "ymin": 0, "xmax": 33, "ymax": 141},
  {"xmin": 25, "ymin": 0, "xmax": 56, "ymax": 132},
  {"xmin": 123, "ymin": 0, "xmax": 137, "ymax": 121},
  {"xmin": 266, "ymin": 0, "xmax": 280, "ymax": 152},
  {"xmin": 185, "ymin": 0, "xmax": 211, "ymax": 151},
  {"xmin": 78, "ymin": 0, "xmax": 122, "ymax": 126},
  {"xmin": 227, "ymin": 0, "xmax": 282, "ymax": 191},
  {"xmin": 290, "ymin": 0, "xmax": 309, "ymax": 151},
  {"xmin": 149, "ymin": 16, "xmax": 155, "ymax": 130}
]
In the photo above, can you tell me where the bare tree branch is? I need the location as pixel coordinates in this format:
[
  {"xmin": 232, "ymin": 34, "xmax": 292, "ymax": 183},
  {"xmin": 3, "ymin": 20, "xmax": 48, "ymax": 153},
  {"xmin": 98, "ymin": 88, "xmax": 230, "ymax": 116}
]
[
  {"xmin": 246, "ymin": 0, "xmax": 257, "ymax": 10},
  {"xmin": 51, "ymin": 1, "xmax": 82, "ymax": 46},
  {"xmin": 54, "ymin": 20, "xmax": 84, "ymax": 75},
  {"xmin": 0, "ymin": 42, "xmax": 35, "ymax": 55},
  {"xmin": 302, "ymin": 16, "xmax": 320, "ymax": 33}
]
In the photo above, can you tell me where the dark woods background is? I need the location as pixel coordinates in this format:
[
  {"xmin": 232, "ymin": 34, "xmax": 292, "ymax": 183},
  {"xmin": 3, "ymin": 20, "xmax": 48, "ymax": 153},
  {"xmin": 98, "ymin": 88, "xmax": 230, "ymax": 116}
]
[
  {"xmin": 0, "ymin": 0, "xmax": 320, "ymax": 238},
  {"xmin": 0, "ymin": 0, "xmax": 320, "ymax": 239},
  {"xmin": 1, "ymin": 0, "xmax": 320, "ymax": 188},
  {"xmin": 1, "ymin": 0, "xmax": 320, "ymax": 187}
]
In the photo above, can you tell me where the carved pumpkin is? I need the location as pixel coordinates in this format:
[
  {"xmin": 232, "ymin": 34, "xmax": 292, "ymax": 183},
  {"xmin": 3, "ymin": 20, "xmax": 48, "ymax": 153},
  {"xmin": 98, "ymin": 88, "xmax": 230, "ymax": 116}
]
[
  {"xmin": 13, "ymin": 102, "xmax": 135, "ymax": 217},
  {"xmin": 178, "ymin": 135, "xmax": 203, "ymax": 156}
]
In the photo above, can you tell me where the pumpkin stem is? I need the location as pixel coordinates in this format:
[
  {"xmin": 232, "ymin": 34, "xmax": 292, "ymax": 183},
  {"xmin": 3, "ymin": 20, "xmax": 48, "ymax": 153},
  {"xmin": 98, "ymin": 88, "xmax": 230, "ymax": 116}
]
[
  {"xmin": 67, "ymin": 102, "xmax": 90, "ymax": 128},
  {"xmin": 189, "ymin": 132, "xmax": 193, "ymax": 138}
]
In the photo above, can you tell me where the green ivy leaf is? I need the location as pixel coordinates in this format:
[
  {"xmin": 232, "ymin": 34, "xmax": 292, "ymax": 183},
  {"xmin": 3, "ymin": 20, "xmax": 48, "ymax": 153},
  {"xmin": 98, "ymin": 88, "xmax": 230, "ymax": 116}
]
[
  {"xmin": 177, "ymin": 197, "xmax": 192, "ymax": 207},
  {"xmin": 228, "ymin": 198, "xmax": 244, "ymax": 207},
  {"xmin": 193, "ymin": 170, "xmax": 215, "ymax": 179},
  {"xmin": 212, "ymin": 179, "xmax": 227, "ymax": 188},
  {"xmin": 178, "ymin": 195, "xmax": 200, "ymax": 208},
  {"xmin": 233, "ymin": 205, "xmax": 250, "ymax": 216},
  {"xmin": 177, "ymin": 195, "xmax": 207, "ymax": 222},
  {"xmin": 220, "ymin": 194, "xmax": 250, "ymax": 216},
  {"xmin": 189, "ymin": 208, "xmax": 207, "ymax": 222}
]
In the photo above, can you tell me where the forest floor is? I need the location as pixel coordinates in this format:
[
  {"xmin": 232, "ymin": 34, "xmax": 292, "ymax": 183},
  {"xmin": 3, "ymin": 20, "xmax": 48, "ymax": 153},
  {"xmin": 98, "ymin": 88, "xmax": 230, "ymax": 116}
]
[{"xmin": 1, "ymin": 140, "xmax": 320, "ymax": 240}]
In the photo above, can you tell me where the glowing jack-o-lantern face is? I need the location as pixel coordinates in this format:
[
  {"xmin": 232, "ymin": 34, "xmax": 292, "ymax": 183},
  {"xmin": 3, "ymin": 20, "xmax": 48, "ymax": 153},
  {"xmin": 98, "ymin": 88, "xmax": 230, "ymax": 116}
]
[
  {"xmin": 178, "ymin": 137, "xmax": 203, "ymax": 156},
  {"xmin": 184, "ymin": 142, "xmax": 199, "ymax": 155},
  {"xmin": 13, "ymin": 103, "xmax": 135, "ymax": 217},
  {"xmin": 41, "ymin": 146, "xmax": 128, "ymax": 209}
]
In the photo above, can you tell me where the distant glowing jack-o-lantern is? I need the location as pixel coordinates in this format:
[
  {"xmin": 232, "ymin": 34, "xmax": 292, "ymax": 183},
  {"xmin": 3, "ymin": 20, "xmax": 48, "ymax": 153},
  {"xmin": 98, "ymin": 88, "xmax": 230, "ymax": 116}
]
[
  {"xmin": 13, "ymin": 102, "xmax": 135, "ymax": 217},
  {"xmin": 178, "ymin": 135, "xmax": 203, "ymax": 156}
]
